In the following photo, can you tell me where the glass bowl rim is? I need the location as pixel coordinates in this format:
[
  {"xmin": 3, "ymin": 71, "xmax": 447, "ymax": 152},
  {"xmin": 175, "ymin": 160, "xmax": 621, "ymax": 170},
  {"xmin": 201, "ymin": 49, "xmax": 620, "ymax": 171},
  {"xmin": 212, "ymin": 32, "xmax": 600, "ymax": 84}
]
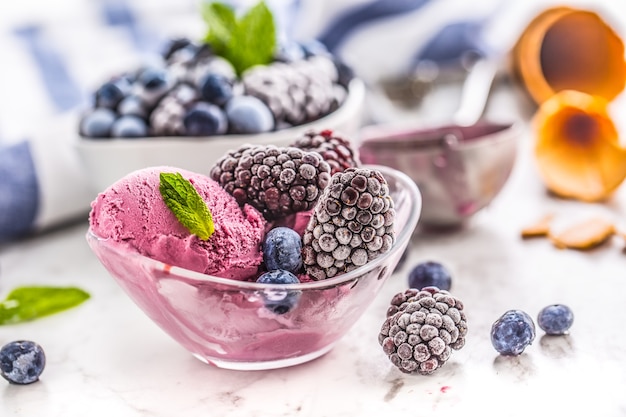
[{"xmin": 87, "ymin": 164, "xmax": 421, "ymax": 291}]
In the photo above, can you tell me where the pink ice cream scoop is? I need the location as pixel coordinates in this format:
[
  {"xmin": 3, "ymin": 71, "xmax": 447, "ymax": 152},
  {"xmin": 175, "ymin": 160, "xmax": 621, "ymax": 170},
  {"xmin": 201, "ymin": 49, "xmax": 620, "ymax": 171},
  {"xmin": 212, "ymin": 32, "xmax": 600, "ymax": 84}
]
[{"xmin": 89, "ymin": 166, "xmax": 266, "ymax": 280}]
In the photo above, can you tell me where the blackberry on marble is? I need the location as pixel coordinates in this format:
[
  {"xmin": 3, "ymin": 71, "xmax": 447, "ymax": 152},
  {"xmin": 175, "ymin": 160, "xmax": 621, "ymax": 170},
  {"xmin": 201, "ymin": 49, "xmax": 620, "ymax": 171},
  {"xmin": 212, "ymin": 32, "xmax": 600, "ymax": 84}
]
[
  {"xmin": 379, "ymin": 287, "xmax": 467, "ymax": 375},
  {"xmin": 291, "ymin": 129, "xmax": 360, "ymax": 175},
  {"xmin": 210, "ymin": 144, "xmax": 331, "ymax": 220},
  {"xmin": 302, "ymin": 167, "xmax": 395, "ymax": 280},
  {"xmin": 242, "ymin": 55, "xmax": 340, "ymax": 126}
]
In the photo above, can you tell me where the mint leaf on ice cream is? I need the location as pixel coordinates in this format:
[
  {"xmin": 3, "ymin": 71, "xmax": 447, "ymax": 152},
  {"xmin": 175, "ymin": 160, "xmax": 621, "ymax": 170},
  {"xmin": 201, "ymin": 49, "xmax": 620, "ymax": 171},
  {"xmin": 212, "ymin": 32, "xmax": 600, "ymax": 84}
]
[{"xmin": 160, "ymin": 172, "xmax": 215, "ymax": 240}]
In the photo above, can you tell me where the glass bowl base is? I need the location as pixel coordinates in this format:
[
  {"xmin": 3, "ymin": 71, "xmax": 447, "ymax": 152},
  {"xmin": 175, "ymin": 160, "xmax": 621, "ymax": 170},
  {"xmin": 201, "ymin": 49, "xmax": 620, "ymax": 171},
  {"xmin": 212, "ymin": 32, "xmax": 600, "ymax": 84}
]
[{"xmin": 191, "ymin": 343, "xmax": 336, "ymax": 371}]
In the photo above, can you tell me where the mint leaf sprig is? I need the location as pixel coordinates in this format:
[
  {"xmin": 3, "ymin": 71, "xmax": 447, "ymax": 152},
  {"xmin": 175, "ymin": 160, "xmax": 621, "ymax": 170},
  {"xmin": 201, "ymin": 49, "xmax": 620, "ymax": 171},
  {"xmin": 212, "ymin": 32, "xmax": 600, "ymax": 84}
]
[
  {"xmin": 159, "ymin": 172, "xmax": 215, "ymax": 240},
  {"xmin": 202, "ymin": 0, "xmax": 277, "ymax": 77},
  {"xmin": 0, "ymin": 286, "xmax": 90, "ymax": 325}
]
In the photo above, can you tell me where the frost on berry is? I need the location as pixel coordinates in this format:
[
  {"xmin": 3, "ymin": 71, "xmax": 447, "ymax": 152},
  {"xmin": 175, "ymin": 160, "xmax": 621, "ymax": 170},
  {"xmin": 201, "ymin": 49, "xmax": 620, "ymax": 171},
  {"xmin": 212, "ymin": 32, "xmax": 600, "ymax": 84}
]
[
  {"xmin": 291, "ymin": 130, "xmax": 360, "ymax": 175},
  {"xmin": 302, "ymin": 168, "xmax": 395, "ymax": 280},
  {"xmin": 209, "ymin": 144, "xmax": 331, "ymax": 220},
  {"xmin": 379, "ymin": 287, "xmax": 467, "ymax": 375}
]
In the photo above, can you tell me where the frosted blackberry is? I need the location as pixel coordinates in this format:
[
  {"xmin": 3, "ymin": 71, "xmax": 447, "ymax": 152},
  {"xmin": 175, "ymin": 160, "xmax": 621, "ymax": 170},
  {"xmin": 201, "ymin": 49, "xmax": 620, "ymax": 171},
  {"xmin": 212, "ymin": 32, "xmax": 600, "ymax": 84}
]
[
  {"xmin": 379, "ymin": 287, "xmax": 467, "ymax": 375},
  {"xmin": 149, "ymin": 83, "xmax": 198, "ymax": 136},
  {"xmin": 537, "ymin": 304, "xmax": 574, "ymax": 335},
  {"xmin": 291, "ymin": 129, "xmax": 360, "ymax": 175},
  {"xmin": 242, "ymin": 55, "xmax": 341, "ymax": 126},
  {"xmin": 302, "ymin": 167, "xmax": 395, "ymax": 280},
  {"xmin": 210, "ymin": 144, "xmax": 331, "ymax": 220},
  {"xmin": 491, "ymin": 310, "xmax": 535, "ymax": 355}
]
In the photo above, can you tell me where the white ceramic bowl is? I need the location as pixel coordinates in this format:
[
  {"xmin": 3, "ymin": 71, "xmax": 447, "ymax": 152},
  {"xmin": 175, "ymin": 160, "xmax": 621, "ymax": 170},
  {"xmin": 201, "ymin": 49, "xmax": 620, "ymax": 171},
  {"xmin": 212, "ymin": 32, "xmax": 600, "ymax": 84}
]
[{"xmin": 75, "ymin": 79, "xmax": 365, "ymax": 193}]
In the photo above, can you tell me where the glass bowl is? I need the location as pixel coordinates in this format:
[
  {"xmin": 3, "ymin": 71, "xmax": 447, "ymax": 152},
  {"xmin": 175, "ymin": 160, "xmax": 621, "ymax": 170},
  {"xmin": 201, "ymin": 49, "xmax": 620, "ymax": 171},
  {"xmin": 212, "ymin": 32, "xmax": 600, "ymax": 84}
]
[
  {"xmin": 86, "ymin": 164, "xmax": 421, "ymax": 370},
  {"xmin": 75, "ymin": 79, "xmax": 365, "ymax": 193}
]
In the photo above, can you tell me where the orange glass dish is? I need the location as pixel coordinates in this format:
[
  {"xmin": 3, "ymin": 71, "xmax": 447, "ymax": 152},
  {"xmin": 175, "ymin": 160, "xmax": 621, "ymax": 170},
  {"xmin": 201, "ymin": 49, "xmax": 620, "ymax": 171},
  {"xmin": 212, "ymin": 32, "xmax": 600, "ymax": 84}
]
[
  {"xmin": 533, "ymin": 90, "xmax": 626, "ymax": 201},
  {"xmin": 513, "ymin": 6, "xmax": 626, "ymax": 105}
]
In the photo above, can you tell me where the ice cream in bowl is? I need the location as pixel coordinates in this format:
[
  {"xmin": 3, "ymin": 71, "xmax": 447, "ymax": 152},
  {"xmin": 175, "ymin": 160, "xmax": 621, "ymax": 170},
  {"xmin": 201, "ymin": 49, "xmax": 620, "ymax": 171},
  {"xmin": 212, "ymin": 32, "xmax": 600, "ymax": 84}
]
[{"xmin": 86, "ymin": 138, "xmax": 421, "ymax": 370}]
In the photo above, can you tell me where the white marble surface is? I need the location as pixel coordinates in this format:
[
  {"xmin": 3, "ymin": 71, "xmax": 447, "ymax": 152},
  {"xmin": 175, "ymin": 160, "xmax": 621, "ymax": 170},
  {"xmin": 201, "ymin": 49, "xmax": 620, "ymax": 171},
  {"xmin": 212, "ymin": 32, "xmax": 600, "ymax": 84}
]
[{"xmin": 2, "ymin": 114, "xmax": 626, "ymax": 417}]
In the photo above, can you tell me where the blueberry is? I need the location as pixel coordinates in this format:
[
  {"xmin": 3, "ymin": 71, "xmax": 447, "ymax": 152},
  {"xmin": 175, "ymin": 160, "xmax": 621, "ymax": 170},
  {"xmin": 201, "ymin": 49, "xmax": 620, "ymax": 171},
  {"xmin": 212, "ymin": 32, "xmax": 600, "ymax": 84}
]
[
  {"xmin": 138, "ymin": 67, "xmax": 168, "ymax": 90},
  {"xmin": 94, "ymin": 81, "xmax": 127, "ymax": 109},
  {"xmin": 111, "ymin": 115, "xmax": 148, "ymax": 138},
  {"xmin": 537, "ymin": 304, "xmax": 574, "ymax": 335},
  {"xmin": 183, "ymin": 102, "xmax": 228, "ymax": 136},
  {"xmin": 225, "ymin": 95, "xmax": 274, "ymax": 134},
  {"xmin": 263, "ymin": 227, "xmax": 303, "ymax": 274},
  {"xmin": 200, "ymin": 73, "xmax": 233, "ymax": 106},
  {"xmin": 256, "ymin": 270, "xmax": 301, "ymax": 315},
  {"xmin": 0, "ymin": 340, "xmax": 46, "ymax": 385},
  {"xmin": 408, "ymin": 261, "xmax": 452, "ymax": 291},
  {"xmin": 117, "ymin": 95, "xmax": 147, "ymax": 119},
  {"xmin": 491, "ymin": 310, "xmax": 536, "ymax": 355},
  {"xmin": 80, "ymin": 108, "xmax": 117, "ymax": 138},
  {"xmin": 161, "ymin": 37, "xmax": 192, "ymax": 60}
]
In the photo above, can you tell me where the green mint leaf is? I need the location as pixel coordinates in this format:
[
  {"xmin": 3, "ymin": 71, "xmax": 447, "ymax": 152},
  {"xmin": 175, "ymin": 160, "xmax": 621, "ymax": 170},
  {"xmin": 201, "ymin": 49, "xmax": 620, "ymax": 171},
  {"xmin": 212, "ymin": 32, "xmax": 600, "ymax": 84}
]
[
  {"xmin": 202, "ymin": 1, "xmax": 237, "ymax": 55},
  {"xmin": 202, "ymin": 0, "xmax": 276, "ymax": 77},
  {"xmin": 0, "ymin": 286, "xmax": 90, "ymax": 325},
  {"xmin": 159, "ymin": 172, "xmax": 215, "ymax": 240}
]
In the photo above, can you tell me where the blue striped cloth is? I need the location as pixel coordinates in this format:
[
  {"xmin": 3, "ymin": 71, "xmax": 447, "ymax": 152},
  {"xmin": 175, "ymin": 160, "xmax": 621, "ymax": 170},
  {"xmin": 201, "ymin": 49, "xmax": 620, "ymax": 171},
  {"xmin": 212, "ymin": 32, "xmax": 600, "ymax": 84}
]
[{"xmin": 0, "ymin": 0, "xmax": 512, "ymax": 242}]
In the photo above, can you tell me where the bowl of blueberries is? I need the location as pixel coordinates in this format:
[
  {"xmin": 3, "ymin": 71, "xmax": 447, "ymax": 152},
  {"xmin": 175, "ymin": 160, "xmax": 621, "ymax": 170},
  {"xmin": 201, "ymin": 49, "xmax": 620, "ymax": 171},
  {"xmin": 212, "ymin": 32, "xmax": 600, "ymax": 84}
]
[{"xmin": 75, "ymin": 34, "xmax": 365, "ymax": 193}]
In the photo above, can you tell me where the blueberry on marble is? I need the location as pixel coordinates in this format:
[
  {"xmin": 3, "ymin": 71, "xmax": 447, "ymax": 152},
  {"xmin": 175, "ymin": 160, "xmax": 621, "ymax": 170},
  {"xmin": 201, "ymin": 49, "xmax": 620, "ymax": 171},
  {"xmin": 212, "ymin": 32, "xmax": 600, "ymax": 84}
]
[
  {"xmin": 111, "ymin": 115, "xmax": 148, "ymax": 138},
  {"xmin": 256, "ymin": 270, "xmax": 301, "ymax": 315},
  {"xmin": 225, "ymin": 95, "xmax": 274, "ymax": 134},
  {"xmin": 537, "ymin": 304, "xmax": 574, "ymax": 335},
  {"xmin": 408, "ymin": 261, "xmax": 451, "ymax": 291},
  {"xmin": 80, "ymin": 108, "xmax": 117, "ymax": 138},
  {"xmin": 183, "ymin": 102, "xmax": 228, "ymax": 136},
  {"xmin": 0, "ymin": 340, "xmax": 46, "ymax": 385},
  {"xmin": 199, "ymin": 73, "xmax": 233, "ymax": 106},
  {"xmin": 491, "ymin": 310, "xmax": 536, "ymax": 355},
  {"xmin": 263, "ymin": 227, "xmax": 303, "ymax": 274}
]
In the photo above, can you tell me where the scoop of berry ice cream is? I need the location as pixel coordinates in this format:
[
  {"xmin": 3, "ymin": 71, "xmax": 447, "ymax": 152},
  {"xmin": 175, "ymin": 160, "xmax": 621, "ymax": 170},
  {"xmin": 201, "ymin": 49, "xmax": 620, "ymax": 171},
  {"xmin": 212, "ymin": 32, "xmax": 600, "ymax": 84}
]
[{"xmin": 89, "ymin": 166, "xmax": 266, "ymax": 280}]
